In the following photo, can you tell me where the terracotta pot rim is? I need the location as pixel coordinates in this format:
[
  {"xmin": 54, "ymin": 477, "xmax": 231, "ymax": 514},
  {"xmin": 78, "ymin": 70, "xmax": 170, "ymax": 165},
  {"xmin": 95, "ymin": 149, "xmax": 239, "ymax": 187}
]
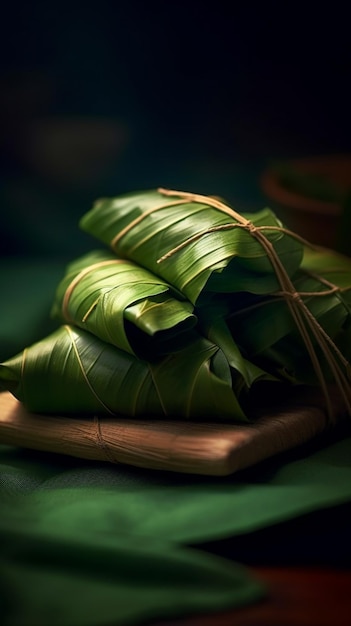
[{"xmin": 260, "ymin": 154, "xmax": 351, "ymax": 217}]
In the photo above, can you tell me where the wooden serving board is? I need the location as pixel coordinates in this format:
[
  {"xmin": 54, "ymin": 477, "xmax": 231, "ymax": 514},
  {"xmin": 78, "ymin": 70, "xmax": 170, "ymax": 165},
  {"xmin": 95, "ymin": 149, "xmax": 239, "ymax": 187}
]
[{"xmin": 0, "ymin": 390, "xmax": 346, "ymax": 475}]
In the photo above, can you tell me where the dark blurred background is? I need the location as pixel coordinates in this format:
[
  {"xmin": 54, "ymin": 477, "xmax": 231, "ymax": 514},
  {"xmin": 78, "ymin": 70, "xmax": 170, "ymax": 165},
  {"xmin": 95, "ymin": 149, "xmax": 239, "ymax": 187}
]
[{"xmin": 1, "ymin": 1, "xmax": 350, "ymax": 259}]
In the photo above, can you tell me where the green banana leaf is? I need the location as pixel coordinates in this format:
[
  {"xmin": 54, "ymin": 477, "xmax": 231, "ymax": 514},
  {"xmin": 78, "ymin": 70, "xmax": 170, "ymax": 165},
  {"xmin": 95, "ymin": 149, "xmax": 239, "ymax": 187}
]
[
  {"xmin": 193, "ymin": 299, "xmax": 276, "ymax": 389},
  {"xmin": 301, "ymin": 246, "xmax": 351, "ymax": 288},
  {"xmin": 51, "ymin": 250, "xmax": 197, "ymax": 358},
  {"xmin": 0, "ymin": 325, "xmax": 247, "ymax": 421},
  {"xmin": 79, "ymin": 189, "xmax": 304, "ymax": 305}
]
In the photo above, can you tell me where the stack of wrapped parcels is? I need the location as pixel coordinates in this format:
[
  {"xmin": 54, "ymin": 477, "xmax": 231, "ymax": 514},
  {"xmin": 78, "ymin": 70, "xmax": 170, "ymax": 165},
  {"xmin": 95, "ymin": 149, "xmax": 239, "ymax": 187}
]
[{"xmin": 1, "ymin": 188, "xmax": 350, "ymax": 473}]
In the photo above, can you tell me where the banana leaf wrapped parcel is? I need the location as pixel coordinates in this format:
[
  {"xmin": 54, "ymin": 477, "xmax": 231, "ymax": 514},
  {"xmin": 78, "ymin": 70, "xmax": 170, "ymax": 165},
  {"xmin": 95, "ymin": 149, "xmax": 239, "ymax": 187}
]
[
  {"xmin": 0, "ymin": 326, "xmax": 246, "ymax": 420},
  {"xmin": 80, "ymin": 188, "xmax": 304, "ymax": 304},
  {"xmin": 1, "ymin": 187, "xmax": 351, "ymax": 426},
  {"xmin": 51, "ymin": 249, "xmax": 197, "ymax": 359}
]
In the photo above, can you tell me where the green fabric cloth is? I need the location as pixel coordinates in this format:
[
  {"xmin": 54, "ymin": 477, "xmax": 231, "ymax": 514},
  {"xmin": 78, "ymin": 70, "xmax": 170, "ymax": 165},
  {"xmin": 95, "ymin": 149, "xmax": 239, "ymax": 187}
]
[
  {"xmin": 0, "ymin": 496, "xmax": 261, "ymax": 626},
  {"xmin": 1, "ymin": 259, "xmax": 351, "ymax": 625}
]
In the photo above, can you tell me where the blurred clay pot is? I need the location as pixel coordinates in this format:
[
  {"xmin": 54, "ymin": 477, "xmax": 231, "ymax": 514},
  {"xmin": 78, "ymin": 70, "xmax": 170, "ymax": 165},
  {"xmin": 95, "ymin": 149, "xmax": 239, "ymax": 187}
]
[{"xmin": 260, "ymin": 155, "xmax": 351, "ymax": 248}]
